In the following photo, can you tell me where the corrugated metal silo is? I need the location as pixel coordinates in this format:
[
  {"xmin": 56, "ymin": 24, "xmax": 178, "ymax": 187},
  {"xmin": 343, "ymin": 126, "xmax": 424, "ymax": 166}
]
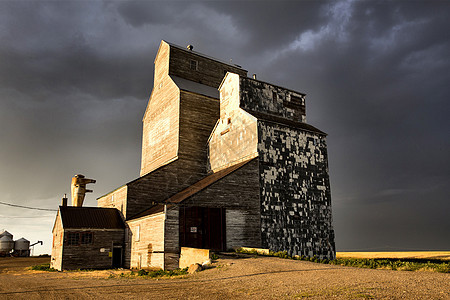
[
  {"xmin": 0, "ymin": 235, "xmax": 14, "ymax": 256},
  {"xmin": 14, "ymin": 238, "xmax": 30, "ymax": 257}
]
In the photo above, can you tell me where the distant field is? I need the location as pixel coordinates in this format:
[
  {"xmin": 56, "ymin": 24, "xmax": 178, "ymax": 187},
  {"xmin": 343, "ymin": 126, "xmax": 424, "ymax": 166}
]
[{"xmin": 337, "ymin": 251, "xmax": 450, "ymax": 260}]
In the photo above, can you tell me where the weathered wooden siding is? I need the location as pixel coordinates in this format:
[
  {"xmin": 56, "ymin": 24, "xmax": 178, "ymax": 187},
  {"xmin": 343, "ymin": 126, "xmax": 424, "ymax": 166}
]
[
  {"xmin": 128, "ymin": 213, "xmax": 165, "ymax": 269},
  {"xmin": 208, "ymin": 73, "xmax": 258, "ymax": 172},
  {"xmin": 178, "ymin": 159, "xmax": 262, "ymax": 250},
  {"xmin": 240, "ymin": 77, "xmax": 306, "ymax": 123},
  {"xmin": 60, "ymin": 229, "xmax": 124, "ymax": 270},
  {"xmin": 140, "ymin": 76, "xmax": 180, "ymax": 176},
  {"xmin": 97, "ymin": 185, "xmax": 128, "ymax": 218},
  {"xmin": 257, "ymin": 121, "xmax": 335, "ymax": 259},
  {"xmin": 179, "ymin": 91, "xmax": 220, "ymax": 174},
  {"xmin": 50, "ymin": 213, "xmax": 63, "ymax": 270},
  {"xmin": 128, "ymin": 159, "xmax": 204, "ymax": 220},
  {"xmin": 168, "ymin": 44, "xmax": 247, "ymax": 89},
  {"xmin": 164, "ymin": 208, "xmax": 179, "ymax": 270}
]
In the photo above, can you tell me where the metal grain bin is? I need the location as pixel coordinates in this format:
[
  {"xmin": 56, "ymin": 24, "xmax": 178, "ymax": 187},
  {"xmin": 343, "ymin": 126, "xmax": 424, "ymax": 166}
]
[
  {"xmin": 0, "ymin": 235, "xmax": 14, "ymax": 256},
  {"xmin": 14, "ymin": 238, "xmax": 30, "ymax": 257}
]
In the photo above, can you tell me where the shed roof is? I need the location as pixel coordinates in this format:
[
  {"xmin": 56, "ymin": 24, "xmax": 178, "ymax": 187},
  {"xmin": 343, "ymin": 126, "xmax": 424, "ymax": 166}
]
[
  {"xmin": 244, "ymin": 109, "xmax": 327, "ymax": 136},
  {"xmin": 59, "ymin": 206, "xmax": 125, "ymax": 229},
  {"xmin": 171, "ymin": 76, "xmax": 219, "ymax": 99},
  {"xmin": 128, "ymin": 157, "xmax": 256, "ymax": 220}
]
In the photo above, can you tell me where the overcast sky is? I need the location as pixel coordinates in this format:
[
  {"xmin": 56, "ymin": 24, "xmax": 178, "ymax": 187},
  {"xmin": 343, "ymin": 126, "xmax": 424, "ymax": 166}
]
[{"xmin": 1, "ymin": 0, "xmax": 449, "ymax": 255}]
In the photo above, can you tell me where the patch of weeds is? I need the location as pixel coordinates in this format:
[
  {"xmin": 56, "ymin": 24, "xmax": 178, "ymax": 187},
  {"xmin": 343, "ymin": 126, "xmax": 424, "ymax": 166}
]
[
  {"xmin": 31, "ymin": 263, "xmax": 57, "ymax": 272},
  {"xmin": 133, "ymin": 268, "xmax": 188, "ymax": 278},
  {"xmin": 210, "ymin": 253, "xmax": 219, "ymax": 261},
  {"xmin": 137, "ymin": 269, "xmax": 148, "ymax": 276}
]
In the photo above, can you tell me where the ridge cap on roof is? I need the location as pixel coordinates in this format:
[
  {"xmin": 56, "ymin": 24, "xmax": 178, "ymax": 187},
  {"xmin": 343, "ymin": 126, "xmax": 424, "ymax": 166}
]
[{"xmin": 164, "ymin": 40, "xmax": 248, "ymax": 71}]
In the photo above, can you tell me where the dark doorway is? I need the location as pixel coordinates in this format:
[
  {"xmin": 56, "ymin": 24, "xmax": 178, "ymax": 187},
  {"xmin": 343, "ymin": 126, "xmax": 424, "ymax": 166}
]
[
  {"xmin": 112, "ymin": 247, "xmax": 122, "ymax": 268},
  {"xmin": 179, "ymin": 207, "xmax": 226, "ymax": 251}
]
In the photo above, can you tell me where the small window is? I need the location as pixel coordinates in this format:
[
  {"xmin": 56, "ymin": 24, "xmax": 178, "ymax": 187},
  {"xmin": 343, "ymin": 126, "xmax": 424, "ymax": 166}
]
[
  {"xmin": 284, "ymin": 94, "xmax": 304, "ymax": 109},
  {"xmin": 67, "ymin": 232, "xmax": 80, "ymax": 246},
  {"xmin": 272, "ymin": 91, "xmax": 277, "ymax": 102},
  {"xmin": 290, "ymin": 95, "xmax": 303, "ymax": 106},
  {"xmin": 135, "ymin": 225, "xmax": 140, "ymax": 242},
  {"xmin": 81, "ymin": 232, "xmax": 93, "ymax": 245},
  {"xmin": 190, "ymin": 60, "xmax": 198, "ymax": 70}
]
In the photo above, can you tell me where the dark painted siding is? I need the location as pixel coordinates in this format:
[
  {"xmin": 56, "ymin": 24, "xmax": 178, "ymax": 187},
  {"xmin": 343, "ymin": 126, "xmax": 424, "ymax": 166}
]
[
  {"xmin": 257, "ymin": 121, "xmax": 335, "ymax": 259},
  {"xmin": 240, "ymin": 77, "xmax": 306, "ymax": 123},
  {"xmin": 61, "ymin": 229, "xmax": 124, "ymax": 270}
]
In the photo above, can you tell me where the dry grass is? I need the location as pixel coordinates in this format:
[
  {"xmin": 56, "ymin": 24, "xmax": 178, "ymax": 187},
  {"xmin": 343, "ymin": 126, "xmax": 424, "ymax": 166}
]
[{"xmin": 336, "ymin": 251, "xmax": 450, "ymax": 260}]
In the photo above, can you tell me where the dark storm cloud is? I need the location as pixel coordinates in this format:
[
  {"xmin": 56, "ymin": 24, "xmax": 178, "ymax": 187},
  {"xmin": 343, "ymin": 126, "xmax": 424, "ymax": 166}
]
[
  {"xmin": 0, "ymin": 0, "xmax": 449, "ymax": 253},
  {"xmin": 254, "ymin": 0, "xmax": 450, "ymax": 250},
  {"xmin": 0, "ymin": 2, "xmax": 154, "ymax": 101}
]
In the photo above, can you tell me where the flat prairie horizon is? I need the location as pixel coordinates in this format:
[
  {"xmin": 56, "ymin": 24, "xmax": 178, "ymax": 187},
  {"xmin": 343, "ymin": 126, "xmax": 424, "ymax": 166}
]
[{"xmin": 336, "ymin": 251, "xmax": 450, "ymax": 260}]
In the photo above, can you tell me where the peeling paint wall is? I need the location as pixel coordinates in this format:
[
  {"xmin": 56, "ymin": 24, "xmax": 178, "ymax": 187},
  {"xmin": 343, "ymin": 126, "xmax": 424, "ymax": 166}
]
[
  {"xmin": 240, "ymin": 77, "xmax": 306, "ymax": 123},
  {"xmin": 257, "ymin": 121, "xmax": 335, "ymax": 259}
]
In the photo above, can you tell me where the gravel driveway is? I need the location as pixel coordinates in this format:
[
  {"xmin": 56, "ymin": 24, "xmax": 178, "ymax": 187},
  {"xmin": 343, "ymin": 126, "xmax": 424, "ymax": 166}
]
[{"xmin": 0, "ymin": 255, "xmax": 449, "ymax": 299}]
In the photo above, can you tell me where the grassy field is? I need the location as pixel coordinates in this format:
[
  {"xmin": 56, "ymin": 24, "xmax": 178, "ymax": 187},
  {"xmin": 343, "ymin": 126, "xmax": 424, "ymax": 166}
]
[
  {"xmin": 337, "ymin": 251, "xmax": 450, "ymax": 260},
  {"xmin": 235, "ymin": 248, "xmax": 450, "ymax": 273}
]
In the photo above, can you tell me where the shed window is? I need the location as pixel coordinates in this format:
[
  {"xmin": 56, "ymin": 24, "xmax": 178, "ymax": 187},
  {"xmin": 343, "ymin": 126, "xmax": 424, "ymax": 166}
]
[
  {"xmin": 81, "ymin": 232, "xmax": 93, "ymax": 245},
  {"xmin": 67, "ymin": 232, "xmax": 93, "ymax": 246},
  {"xmin": 67, "ymin": 233, "xmax": 80, "ymax": 246},
  {"xmin": 190, "ymin": 60, "xmax": 198, "ymax": 70}
]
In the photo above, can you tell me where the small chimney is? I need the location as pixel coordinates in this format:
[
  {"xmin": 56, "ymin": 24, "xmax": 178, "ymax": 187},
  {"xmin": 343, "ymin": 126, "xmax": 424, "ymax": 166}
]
[
  {"xmin": 61, "ymin": 194, "xmax": 68, "ymax": 207},
  {"xmin": 253, "ymin": 74, "xmax": 257, "ymax": 79},
  {"xmin": 187, "ymin": 44, "xmax": 194, "ymax": 51}
]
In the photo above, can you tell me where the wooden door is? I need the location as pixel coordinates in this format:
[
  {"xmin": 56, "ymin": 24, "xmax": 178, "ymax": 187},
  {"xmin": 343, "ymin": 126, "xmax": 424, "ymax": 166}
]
[{"xmin": 179, "ymin": 207, "xmax": 226, "ymax": 251}]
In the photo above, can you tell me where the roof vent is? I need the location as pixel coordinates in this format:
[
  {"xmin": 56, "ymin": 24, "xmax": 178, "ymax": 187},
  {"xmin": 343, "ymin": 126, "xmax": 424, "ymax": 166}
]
[{"xmin": 187, "ymin": 44, "xmax": 194, "ymax": 51}]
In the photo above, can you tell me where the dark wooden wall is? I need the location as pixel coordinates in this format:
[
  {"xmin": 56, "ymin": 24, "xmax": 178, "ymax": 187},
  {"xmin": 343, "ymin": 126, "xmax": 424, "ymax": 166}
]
[
  {"xmin": 169, "ymin": 159, "xmax": 262, "ymax": 251},
  {"xmin": 168, "ymin": 44, "xmax": 247, "ymax": 89},
  {"xmin": 60, "ymin": 229, "xmax": 124, "ymax": 270}
]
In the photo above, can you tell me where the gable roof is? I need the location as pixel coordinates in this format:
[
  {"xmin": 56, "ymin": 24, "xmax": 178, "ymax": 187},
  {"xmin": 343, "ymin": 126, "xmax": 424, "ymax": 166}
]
[
  {"xmin": 59, "ymin": 206, "xmax": 125, "ymax": 229},
  {"xmin": 128, "ymin": 157, "xmax": 256, "ymax": 220}
]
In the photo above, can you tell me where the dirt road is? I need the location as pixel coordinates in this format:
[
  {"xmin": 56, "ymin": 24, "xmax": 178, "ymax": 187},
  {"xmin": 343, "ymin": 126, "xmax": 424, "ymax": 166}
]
[{"xmin": 0, "ymin": 255, "xmax": 449, "ymax": 299}]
